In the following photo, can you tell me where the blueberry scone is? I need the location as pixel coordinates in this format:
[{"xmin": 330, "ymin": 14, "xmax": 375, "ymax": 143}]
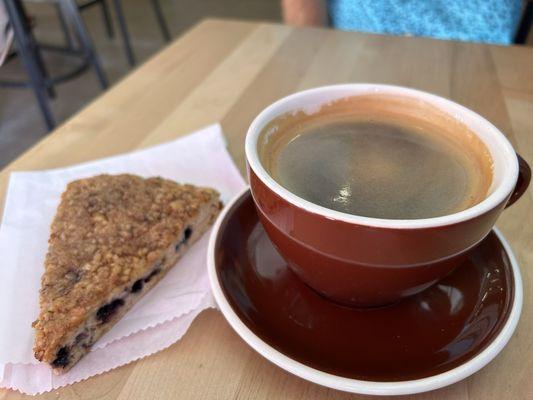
[{"xmin": 33, "ymin": 174, "xmax": 222, "ymax": 373}]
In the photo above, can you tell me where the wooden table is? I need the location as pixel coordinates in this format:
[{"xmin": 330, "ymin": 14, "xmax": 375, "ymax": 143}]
[{"xmin": 1, "ymin": 18, "xmax": 532, "ymax": 400}]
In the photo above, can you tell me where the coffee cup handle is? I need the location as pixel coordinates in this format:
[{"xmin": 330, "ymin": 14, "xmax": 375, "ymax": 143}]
[{"xmin": 506, "ymin": 153, "xmax": 531, "ymax": 208}]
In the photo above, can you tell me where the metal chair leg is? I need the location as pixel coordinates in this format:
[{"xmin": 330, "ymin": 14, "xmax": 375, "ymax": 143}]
[
  {"xmin": 55, "ymin": 2, "xmax": 73, "ymax": 49},
  {"xmin": 4, "ymin": 0, "xmax": 56, "ymax": 130},
  {"xmin": 110, "ymin": 0, "xmax": 135, "ymax": 65},
  {"xmin": 10, "ymin": 0, "xmax": 56, "ymax": 98},
  {"xmin": 150, "ymin": 0, "xmax": 171, "ymax": 42},
  {"xmin": 99, "ymin": 0, "xmax": 114, "ymax": 38},
  {"xmin": 58, "ymin": 0, "xmax": 109, "ymax": 88},
  {"xmin": 30, "ymin": 36, "xmax": 56, "ymax": 98}
]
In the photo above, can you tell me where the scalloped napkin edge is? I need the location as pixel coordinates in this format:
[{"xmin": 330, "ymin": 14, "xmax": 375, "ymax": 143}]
[{"xmin": 0, "ymin": 293, "xmax": 215, "ymax": 395}]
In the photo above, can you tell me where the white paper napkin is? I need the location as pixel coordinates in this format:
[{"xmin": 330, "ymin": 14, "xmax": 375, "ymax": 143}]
[{"xmin": 0, "ymin": 124, "xmax": 246, "ymax": 394}]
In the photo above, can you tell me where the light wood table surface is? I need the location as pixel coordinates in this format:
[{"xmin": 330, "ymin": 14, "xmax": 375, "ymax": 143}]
[{"xmin": 1, "ymin": 18, "xmax": 532, "ymax": 400}]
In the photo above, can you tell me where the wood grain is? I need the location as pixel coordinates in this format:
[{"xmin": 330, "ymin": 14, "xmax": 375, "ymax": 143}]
[{"xmin": 1, "ymin": 18, "xmax": 532, "ymax": 399}]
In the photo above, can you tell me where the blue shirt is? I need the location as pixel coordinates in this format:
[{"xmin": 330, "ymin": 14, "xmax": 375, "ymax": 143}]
[{"xmin": 328, "ymin": 0, "xmax": 523, "ymax": 45}]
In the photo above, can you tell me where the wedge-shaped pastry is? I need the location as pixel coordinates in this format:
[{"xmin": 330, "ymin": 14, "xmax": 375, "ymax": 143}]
[{"xmin": 33, "ymin": 174, "xmax": 222, "ymax": 372}]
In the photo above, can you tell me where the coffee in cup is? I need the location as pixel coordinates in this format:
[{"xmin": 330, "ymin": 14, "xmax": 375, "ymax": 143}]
[{"xmin": 258, "ymin": 94, "xmax": 493, "ymax": 220}]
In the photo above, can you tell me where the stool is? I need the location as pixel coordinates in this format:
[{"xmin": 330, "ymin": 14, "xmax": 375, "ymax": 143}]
[
  {"xmin": 59, "ymin": 0, "xmax": 171, "ymax": 66},
  {"xmin": 0, "ymin": 0, "xmax": 108, "ymax": 130}
]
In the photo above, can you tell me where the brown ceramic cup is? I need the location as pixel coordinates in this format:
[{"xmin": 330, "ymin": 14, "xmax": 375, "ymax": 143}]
[{"xmin": 245, "ymin": 84, "xmax": 531, "ymax": 307}]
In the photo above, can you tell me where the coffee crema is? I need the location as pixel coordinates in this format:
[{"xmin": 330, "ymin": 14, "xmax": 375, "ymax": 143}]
[{"xmin": 258, "ymin": 94, "xmax": 493, "ymax": 220}]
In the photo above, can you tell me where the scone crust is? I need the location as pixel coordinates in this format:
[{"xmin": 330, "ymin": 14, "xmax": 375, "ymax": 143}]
[{"xmin": 33, "ymin": 174, "xmax": 220, "ymax": 363}]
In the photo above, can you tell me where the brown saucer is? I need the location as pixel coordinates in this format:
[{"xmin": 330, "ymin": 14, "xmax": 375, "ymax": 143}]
[{"xmin": 210, "ymin": 190, "xmax": 519, "ymax": 390}]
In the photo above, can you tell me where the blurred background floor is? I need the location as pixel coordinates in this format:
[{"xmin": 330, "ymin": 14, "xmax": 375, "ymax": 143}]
[
  {"xmin": 0, "ymin": 0, "xmax": 282, "ymax": 168},
  {"xmin": 0, "ymin": 0, "xmax": 531, "ymax": 169}
]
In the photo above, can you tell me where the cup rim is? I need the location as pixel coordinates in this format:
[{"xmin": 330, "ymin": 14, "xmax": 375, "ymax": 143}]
[
  {"xmin": 245, "ymin": 84, "xmax": 519, "ymax": 229},
  {"xmin": 207, "ymin": 188, "xmax": 523, "ymax": 396}
]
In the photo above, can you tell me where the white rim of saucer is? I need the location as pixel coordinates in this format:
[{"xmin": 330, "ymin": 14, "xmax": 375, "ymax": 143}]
[
  {"xmin": 207, "ymin": 188, "xmax": 523, "ymax": 396},
  {"xmin": 245, "ymin": 84, "xmax": 519, "ymax": 229}
]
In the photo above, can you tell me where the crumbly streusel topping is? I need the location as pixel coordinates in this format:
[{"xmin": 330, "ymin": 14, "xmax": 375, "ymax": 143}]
[{"xmin": 33, "ymin": 174, "xmax": 220, "ymax": 362}]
